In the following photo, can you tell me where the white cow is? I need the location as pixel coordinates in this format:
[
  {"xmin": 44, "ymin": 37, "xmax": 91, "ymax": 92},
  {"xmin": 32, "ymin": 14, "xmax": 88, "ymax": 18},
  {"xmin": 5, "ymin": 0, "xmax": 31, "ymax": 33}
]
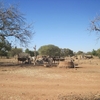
[{"xmin": 31, "ymin": 56, "xmax": 37, "ymax": 65}]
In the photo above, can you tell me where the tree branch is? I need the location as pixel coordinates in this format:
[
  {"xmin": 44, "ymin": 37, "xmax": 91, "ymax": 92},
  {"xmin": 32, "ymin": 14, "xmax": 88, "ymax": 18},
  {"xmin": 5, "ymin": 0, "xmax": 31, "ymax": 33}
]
[{"xmin": 0, "ymin": 2, "xmax": 34, "ymax": 47}]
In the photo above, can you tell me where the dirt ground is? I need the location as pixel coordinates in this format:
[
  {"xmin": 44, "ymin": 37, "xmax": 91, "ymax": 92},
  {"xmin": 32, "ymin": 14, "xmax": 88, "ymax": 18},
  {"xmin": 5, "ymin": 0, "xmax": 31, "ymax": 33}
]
[{"xmin": 0, "ymin": 58, "xmax": 100, "ymax": 100}]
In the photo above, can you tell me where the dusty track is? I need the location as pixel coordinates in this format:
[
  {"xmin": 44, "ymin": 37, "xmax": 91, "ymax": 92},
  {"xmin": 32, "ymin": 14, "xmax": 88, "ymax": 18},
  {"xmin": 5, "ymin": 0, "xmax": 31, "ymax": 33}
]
[{"xmin": 0, "ymin": 58, "xmax": 100, "ymax": 100}]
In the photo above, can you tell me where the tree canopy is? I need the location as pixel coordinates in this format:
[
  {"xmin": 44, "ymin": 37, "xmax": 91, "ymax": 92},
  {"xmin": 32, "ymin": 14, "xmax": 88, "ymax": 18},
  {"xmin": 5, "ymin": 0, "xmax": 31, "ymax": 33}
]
[
  {"xmin": 60, "ymin": 48, "xmax": 74, "ymax": 57},
  {"xmin": 38, "ymin": 44, "xmax": 60, "ymax": 57},
  {"xmin": 0, "ymin": 36, "xmax": 11, "ymax": 57},
  {"xmin": 0, "ymin": 2, "xmax": 34, "ymax": 47},
  {"xmin": 25, "ymin": 48, "xmax": 39, "ymax": 56},
  {"xmin": 8, "ymin": 47, "xmax": 23, "ymax": 57},
  {"xmin": 76, "ymin": 51, "xmax": 84, "ymax": 55}
]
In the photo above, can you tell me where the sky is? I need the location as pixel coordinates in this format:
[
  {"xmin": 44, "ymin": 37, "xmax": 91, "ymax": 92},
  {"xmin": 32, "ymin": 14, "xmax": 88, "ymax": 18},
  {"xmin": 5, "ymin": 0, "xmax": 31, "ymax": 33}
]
[{"xmin": 3, "ymin": 0, "xmax": 100, "ymax": 52}]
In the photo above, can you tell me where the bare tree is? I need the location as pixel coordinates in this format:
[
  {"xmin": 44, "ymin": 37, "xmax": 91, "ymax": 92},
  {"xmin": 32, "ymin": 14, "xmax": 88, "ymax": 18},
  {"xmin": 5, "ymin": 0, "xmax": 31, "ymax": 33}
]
[
  {"xmin": 89, "ymin": 15, "xmax": 100, "ymax": 41},
  {"xmin": 0, "ymin": 2, "xmax": 34, "ymax": 47}
]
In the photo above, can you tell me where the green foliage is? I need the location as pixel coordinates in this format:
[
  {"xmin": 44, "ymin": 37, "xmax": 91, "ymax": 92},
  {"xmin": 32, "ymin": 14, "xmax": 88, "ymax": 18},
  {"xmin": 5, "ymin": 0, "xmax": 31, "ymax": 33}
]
[
  {"xmin": 60, "ymin": 48, "xmax": 74, "ymax": 57},
  {"xmin": 28, "ymin": 51, "xmax": 34, "ymax": 56},
  {"xmin": 86, "ymin": 51, "xmax": 92, "ymax": 55},
  {"xmin": 76, "ymin": 51, "xmax": 84, "ymax": 55},
  {"xmin": 25, "ymin": 48, "xmax": 39, "ymax": 56},
  {"xmin": 96, "ymin": 48, "xmax": 100, "ymax": 58},
  {"xmin": 38, "ymin": 44, "xmax": 60, "ymax": 56},
  {"xmin": 91, "ymin": 49, "xmax": 97, "ymax": 56},
  {"xmin": 85, "ymin": 49, "xmax": 100, "ymax": 58},
  {"xmin": 25, "ymin": 49, "xmax": 30, "ymax": 54},
  {"xmin": 8, "ymin": 47, "xmax": 23, "ymax": 57},
  {"xmin": 0, "ymin": 36, "xmax": 11, "ymax": 57}
]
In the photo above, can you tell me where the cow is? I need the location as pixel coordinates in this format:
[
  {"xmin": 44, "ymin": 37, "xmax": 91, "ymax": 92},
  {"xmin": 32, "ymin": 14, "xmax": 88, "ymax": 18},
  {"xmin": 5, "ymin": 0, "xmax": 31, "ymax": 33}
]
[
  {"xmin": 42, "ymin": 56, "xmax": 53, "ymax": 66},
  {"xmin": 18, "ymin": 57, "xmax": 27, "ymax": 63},
  {"xmin": 31, "ymin": 56, "xmax": 37, "ymax": 65},
  {"xmin": 17, "ymin": 53, "xmax": 32, "ymax": 64},
  {"xmin": 36, "ymin": 57, "xmax": 44, "ymax": 64},
  {"xmin": 52, "ymin": 56, "xmax": 65, "ymax": 64},
  {"xmin": 84, "ymin": 55, "xmax": 93, "ymax": 59},
  {"xmin": 32, "ymin": 56, "xmax": 53, "ymax": 66}
]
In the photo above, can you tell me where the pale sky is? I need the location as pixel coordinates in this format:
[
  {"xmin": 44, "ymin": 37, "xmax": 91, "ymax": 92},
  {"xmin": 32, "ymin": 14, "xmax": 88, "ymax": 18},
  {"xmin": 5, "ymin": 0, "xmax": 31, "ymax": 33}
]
[{"xmin": 3, "ymin": 0, "xmax": 100, "ymax": 52}]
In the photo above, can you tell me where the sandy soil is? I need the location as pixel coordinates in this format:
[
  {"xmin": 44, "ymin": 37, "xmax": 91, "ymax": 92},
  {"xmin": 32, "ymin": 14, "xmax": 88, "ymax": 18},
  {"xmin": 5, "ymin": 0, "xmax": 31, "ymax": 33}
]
[{"xmin": 0, "ymin": 58, "xmax": 100, "ymax": 100}]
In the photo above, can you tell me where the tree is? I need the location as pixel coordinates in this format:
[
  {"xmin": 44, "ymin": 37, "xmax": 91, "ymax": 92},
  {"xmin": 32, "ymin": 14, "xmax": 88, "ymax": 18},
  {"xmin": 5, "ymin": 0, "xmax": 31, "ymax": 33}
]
[
  {"xmin": 89, "ymin": 15, "xmax": 100, "ymax": 41},
  {"xmin": 25, "ymin": 48, "xmax": 30, "ymax": 54},
  {"xmin": 0, "ymin": 2, "xmax": 34, "ymax": 47},
  {"xmin": 9, "ymin": 47, "xmax": 22, "ymax": 57},
  {"xmin": 30, "ymin": 51, "xmax": 39, "ymax": 56},
  {"xmin": 38, "ymin": 44, "xmax": 60, "ymax": 57},
  {"xmin": 91, "ymin": 49, "xmax": 97, "ymax": 56},
  {"xmin": 86, "ymin": 51, "xmax": 92, "ymax": 55},
  {"xmin": 76, "ymin": 51, "xmax": 84, "ymax": 55},
  {"xmin": 0, "ymin": 36, "xmax": 11, "ymax": 57},
  {"xmin": 60, "ymin": 48, "xmax": 74, "ymax": 57},
  {"xmin": 25, "ymin": 48, "xmax": 39, "ymax": 56},
  {"xmin": 96, "ymin": 48, "xmax": 100, "ymax": 58}
]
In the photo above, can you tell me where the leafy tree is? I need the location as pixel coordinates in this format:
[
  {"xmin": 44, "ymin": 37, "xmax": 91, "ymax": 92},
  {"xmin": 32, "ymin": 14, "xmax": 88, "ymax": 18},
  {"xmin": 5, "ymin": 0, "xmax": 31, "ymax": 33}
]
[
  {"xmin": 9, "ymin": 47, "xmax": 22, "ymax": 57},
  {"xmin": 30, "ymin": 51, "xmax": 39, "ymax": 56},
  {"xmin": 60, "ymin": 48, "xmax": 74, "ymax": 57},
  {"xmin": 96, "ymin": 48, "xmax": 100, "ymax": 58},
  {"xmin": 25, "ymin": 48, "xmax": 39, "ymax": 56},
  {"xmin": 0, "ymin": 2, "xmax": 34, "ymax": 47},
  {"xmin": 86, "ymin": 51, "xmax": 92, "ymax": 55},
  {"xmin": 25, "ymin": 48, "xmax": 30, "ymax": 54},
  {"xmin": 76, "ymin": 51, "xmax": 84, "ymax": 55},
  {"xmin": 29, "ymin": 51, "xmax": 34, "ymax": 56},
  {"xmin": 0, "ymin": 36, "xmax": 11, "ymax": 57},
  {"xmin": 91, "ymin": 49, "xmax": 97, "ymax": 56},
  {"xmin": 38, "ymin": 44, "xmax": 60, "ymax": 57}
]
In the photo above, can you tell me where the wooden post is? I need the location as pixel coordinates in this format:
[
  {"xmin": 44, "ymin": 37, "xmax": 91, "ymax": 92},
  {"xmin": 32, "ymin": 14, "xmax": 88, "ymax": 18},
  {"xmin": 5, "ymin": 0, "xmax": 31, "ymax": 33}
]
[
  {"xmin": 33, "ymin": 45, "xmax": 36, "ymax": 57},
  {"xmin": 33, "ymin": 45, "xmax": 36, "ymax": 65}
]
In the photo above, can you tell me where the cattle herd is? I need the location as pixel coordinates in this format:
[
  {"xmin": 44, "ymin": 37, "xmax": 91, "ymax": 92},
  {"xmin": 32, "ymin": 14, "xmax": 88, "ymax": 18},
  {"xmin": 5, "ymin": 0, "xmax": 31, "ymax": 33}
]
[
  {"xmin": 17, "ymin": 53, "xmax": 93, "ymax": 67},
  {"xmin": 18, "ymin": 55, "xmax": 64, "ymax": 65},
  {"xmin": 17, "ymin": 53, "xmax": 66, "ymax": 65}
]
